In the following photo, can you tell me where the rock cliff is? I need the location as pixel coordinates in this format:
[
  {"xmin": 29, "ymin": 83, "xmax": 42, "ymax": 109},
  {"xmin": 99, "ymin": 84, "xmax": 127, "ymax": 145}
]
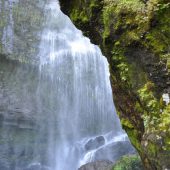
[
  {"xmin": 59, "ymin": 0, "xmax": 170, "ymax": 169},
  {"xmin": 0, "ymin": 0, "xmax": 170, "ymax": 169},
  {"xmin": 0, "ymin": 0, "xmax": 47, "ymax": 63}
]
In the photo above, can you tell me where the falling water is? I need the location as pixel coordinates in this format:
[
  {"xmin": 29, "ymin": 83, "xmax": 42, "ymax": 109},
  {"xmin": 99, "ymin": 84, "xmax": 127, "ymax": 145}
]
[
  {"xmin": 37, "ymin": 1, "xmax": 126, "ymax": 169},
  {"xmin": 2, "ymin": 0, "xmax": 14, "ymax": 53},
  {"xmin": 0, "ymin": 1, "xmax": 135, "ymax": 170}
]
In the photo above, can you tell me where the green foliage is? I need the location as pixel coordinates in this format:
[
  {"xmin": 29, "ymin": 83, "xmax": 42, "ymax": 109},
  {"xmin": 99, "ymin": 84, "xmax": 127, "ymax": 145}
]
[
  {"xmin": 138, "ymin": 82, "xmax": 160, "ymax": 128},
  {"xmin": 112, "ymin": 154, "xmax": 143, "ymax": 170},
  {"xmin": 126, "ymin": 128, "xmax": 143, "ymax": 153},
  {"xmin": 138, "ymin": 82, "xmax": 170, "ymax": 152},
  {"xmin": 102, "ymin": 0, "xmax": 147, "ymax": 44},
  {"xmin": 147, "ymin": 140, "xmax": 159, "ymax": 157},
  {"xmin": 70, "ymin": 0, "xmax": 99, "ymax": 24},
  {"xmin": 121, "ymin": 118, "xmax": 134, "ymax": 129},
  {"xmin": 156, "ymin": 2, "xmax": 170, "ymax": 12},
  {"xmin": 102, "ymin": 0, "xmax": 170, "ymax": 70},
  {"xmin": 71, "ymin": 9, "xmax": 89, "ymax": 23},
  {"xmin": 102, "ymin": 5, "xmax": 113, "ymax": 39},
  {"xmin": 117, "ymin": 63, "xmax": 129, "ymax": 81},
  {"xmin": 159, "ymin": 105, "xmax": 170, "ymax": 133},
  {"xmin": 111, "ymin": 48, "xmax": 131, "ymax": 83},
  {"xmin": 138, "ymin": 82, "xmax": 160, "ymax": 113},
  {"xmin": 104, "ymin": 0, "xmax": 145, "ymax": 13},
  {"xmin": 144, "ymin": 1, "xmax": 170, "ymax": 56},
  {"xmin": 167, "ymin": 58, "xmax": 170, "ymax": 72}
]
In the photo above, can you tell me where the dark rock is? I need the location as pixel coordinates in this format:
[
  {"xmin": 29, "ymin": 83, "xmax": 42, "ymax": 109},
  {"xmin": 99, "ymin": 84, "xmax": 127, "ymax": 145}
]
[
  {"xmin": 93, "ymin": 140, "xmax": 135, "ymax": 162},
  {"xmin": 85, "ymin": 136, "xmax": 105, "ymax": 151},
  {"xmin": 78, "ymin": 160, "xmax": 113, "ymax": 170}
]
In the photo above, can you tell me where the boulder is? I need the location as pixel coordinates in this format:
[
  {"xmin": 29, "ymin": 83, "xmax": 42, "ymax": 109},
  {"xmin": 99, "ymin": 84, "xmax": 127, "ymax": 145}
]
[
  {"xmin": 93, "ymin": 140, "xmax": 135, "ymax": 162},
  {"xmin": 78, "ymin": 160, "xmax": 113, "ymax": 170},
  {"xmin": 85, "ymin": 136, "xmax": 105, "ymax": 151}
]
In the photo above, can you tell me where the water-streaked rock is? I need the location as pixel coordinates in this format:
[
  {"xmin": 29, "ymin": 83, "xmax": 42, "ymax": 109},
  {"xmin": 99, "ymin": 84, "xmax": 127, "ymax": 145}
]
[
  {"xmin": 79, "ymin": 160, "xmax": 113, "ymax": 170},
  {"xmin": 85, "ymin": 136, "xmax": 105, "ymax": 151}
]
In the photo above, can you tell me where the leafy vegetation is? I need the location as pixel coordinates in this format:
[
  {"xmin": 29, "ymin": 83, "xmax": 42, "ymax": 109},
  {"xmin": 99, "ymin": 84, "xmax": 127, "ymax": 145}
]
[{"xmin": 112, "ymin": 154, "xmax": 143, "ymax": 170}]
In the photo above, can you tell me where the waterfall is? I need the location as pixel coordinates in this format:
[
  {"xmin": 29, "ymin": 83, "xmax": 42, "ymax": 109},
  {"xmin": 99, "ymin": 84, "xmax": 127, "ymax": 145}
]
[
  {"xmin": 2, "ymin": 0, "xmax": 14, "ymax": 53},
  {"xmin": 36, "ymin": 1, "xmax": 125, "ymax": 169},
  {"xmin": 0, "ymin": 1, "xmax": 135, "ymax": 170}
]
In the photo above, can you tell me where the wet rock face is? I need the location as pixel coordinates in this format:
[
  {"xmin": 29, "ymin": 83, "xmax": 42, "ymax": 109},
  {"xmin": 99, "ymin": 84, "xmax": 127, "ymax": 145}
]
[
  {"xmin": 0, "ymin": 57, "xmax": 39, "ymax": 128},
  {"xmin": 93, "ymin": 141, "xmax": 135, "ymax": 162},
  {"xmin": 125, "ymin": 47, "xmax": 170, "ymax": 95},
  {"xmin": 0, "ymin": 57, "xmax": 54, "ymax": 170},
  {"xmin": 0, "ymin": 0, "xmax": 47, "ymax": 63},
  {"xmin": 85, "ymin": 136, "xmax": 105, "ymax": 151},
  {"xmin": 0, "ymin": 127, "xmax": 36, "ymax": 170},
  {"xmin": 82, "ymin": 134, "xmax": 135, "ymax": 164},
  {"xmin": 23, "ymin": 163, "xmax": 51, "ymax": 170},
  {"xmin": 78, "ymin": 160, "xmax": 113, "ymax": 170}
]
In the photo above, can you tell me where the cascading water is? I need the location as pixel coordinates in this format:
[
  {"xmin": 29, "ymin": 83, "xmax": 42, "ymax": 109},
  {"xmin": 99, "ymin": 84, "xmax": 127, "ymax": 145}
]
[
  {"xmin": 0, "ymin": 1, "xmax": 134, "ymax": 170},
  {"xmin": 2, "ymin": 0, "xmax": 14, "ymax": 53},
  {"xmin": 37, "ymin": 1, "xmax": 127, "ymax": 169}
]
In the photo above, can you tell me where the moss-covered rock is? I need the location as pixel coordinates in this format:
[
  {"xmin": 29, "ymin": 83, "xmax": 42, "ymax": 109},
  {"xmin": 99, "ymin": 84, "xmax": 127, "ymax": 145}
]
[
  {"xmin": 59, "ymin": 0, "xmax": 170, "ymax": 169},
  {"xmin": 0, "ymin": 0, "xmax": 47, "ymax": 63},
  {"xmin": 112, "ymin": 154, "xmax": 143, "ymax": 170}
]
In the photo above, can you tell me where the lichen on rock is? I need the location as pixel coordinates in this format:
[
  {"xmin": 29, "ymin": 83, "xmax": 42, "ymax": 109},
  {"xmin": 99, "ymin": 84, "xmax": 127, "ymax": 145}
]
[{"xmin": 0, "ymin": 0, "xmax": 47, "ymax": 63}]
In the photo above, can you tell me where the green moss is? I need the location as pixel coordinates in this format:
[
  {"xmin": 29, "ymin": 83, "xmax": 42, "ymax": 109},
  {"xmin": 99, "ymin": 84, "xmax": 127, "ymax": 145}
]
[
  {"xmin": 90, "ymin": 0, "xmax": 99, "ymax": 8},
  {"xmin": 167, "ymin": 57, "xmax": 170, "ymax": 72},
  {"xmin": 70, "ymin": 0, "xmax": 99, "ymax": 25},
  {"xmin": 112, "ymin": 154, "xmax": 143, "ymax": 170},
  {"xmin": 128, "ymin": 63, "xmax": 148, "ymax": 91},
  {"xmin": 102, "ymin": 5, "xmax": 115, "ymax": 40},
  {"xmin": 126, "ymin": 128, "xmax": 142, "ymax": 153},
  {"xmin": 137, "ymin": 82, "xmax": 170, "ymax": 152},
  {"xmin": 111, "ymin": 47, "xmax": 132, "ymax": 84},
  {"xmin": 137, "ymin": 82, "xmax": 161, "ymax": 129},
  {"xmin": 147, "ymin": 141, "xmax": 158, "ymax": 157},
  {"xmin": 159, "ymin": 105, "xmax": 170, "ymax": 134},
  {"xmin": 143, "ymin": 1, "xmax": 170, "ymax": 56},
  {"xmin": 102, "ymin": 0, "xmax": 170, "ymax": 67},
  {"xmin": 102, "ymin": 0, "xmax": 147, "ymax": 44},
  {"xmin": 121, "ymin": 118, "xmax": 134, "ymax": 129},
  {"xmin": 71, "ymin": 9, "xmax": 89, "ymax": 23}
]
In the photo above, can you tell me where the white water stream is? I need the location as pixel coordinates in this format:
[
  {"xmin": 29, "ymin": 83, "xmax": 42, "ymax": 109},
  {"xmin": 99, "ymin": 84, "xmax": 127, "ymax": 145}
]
[{"xmin": 36, "ymin": 1, "xmax": 126, "ymax": 169}]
